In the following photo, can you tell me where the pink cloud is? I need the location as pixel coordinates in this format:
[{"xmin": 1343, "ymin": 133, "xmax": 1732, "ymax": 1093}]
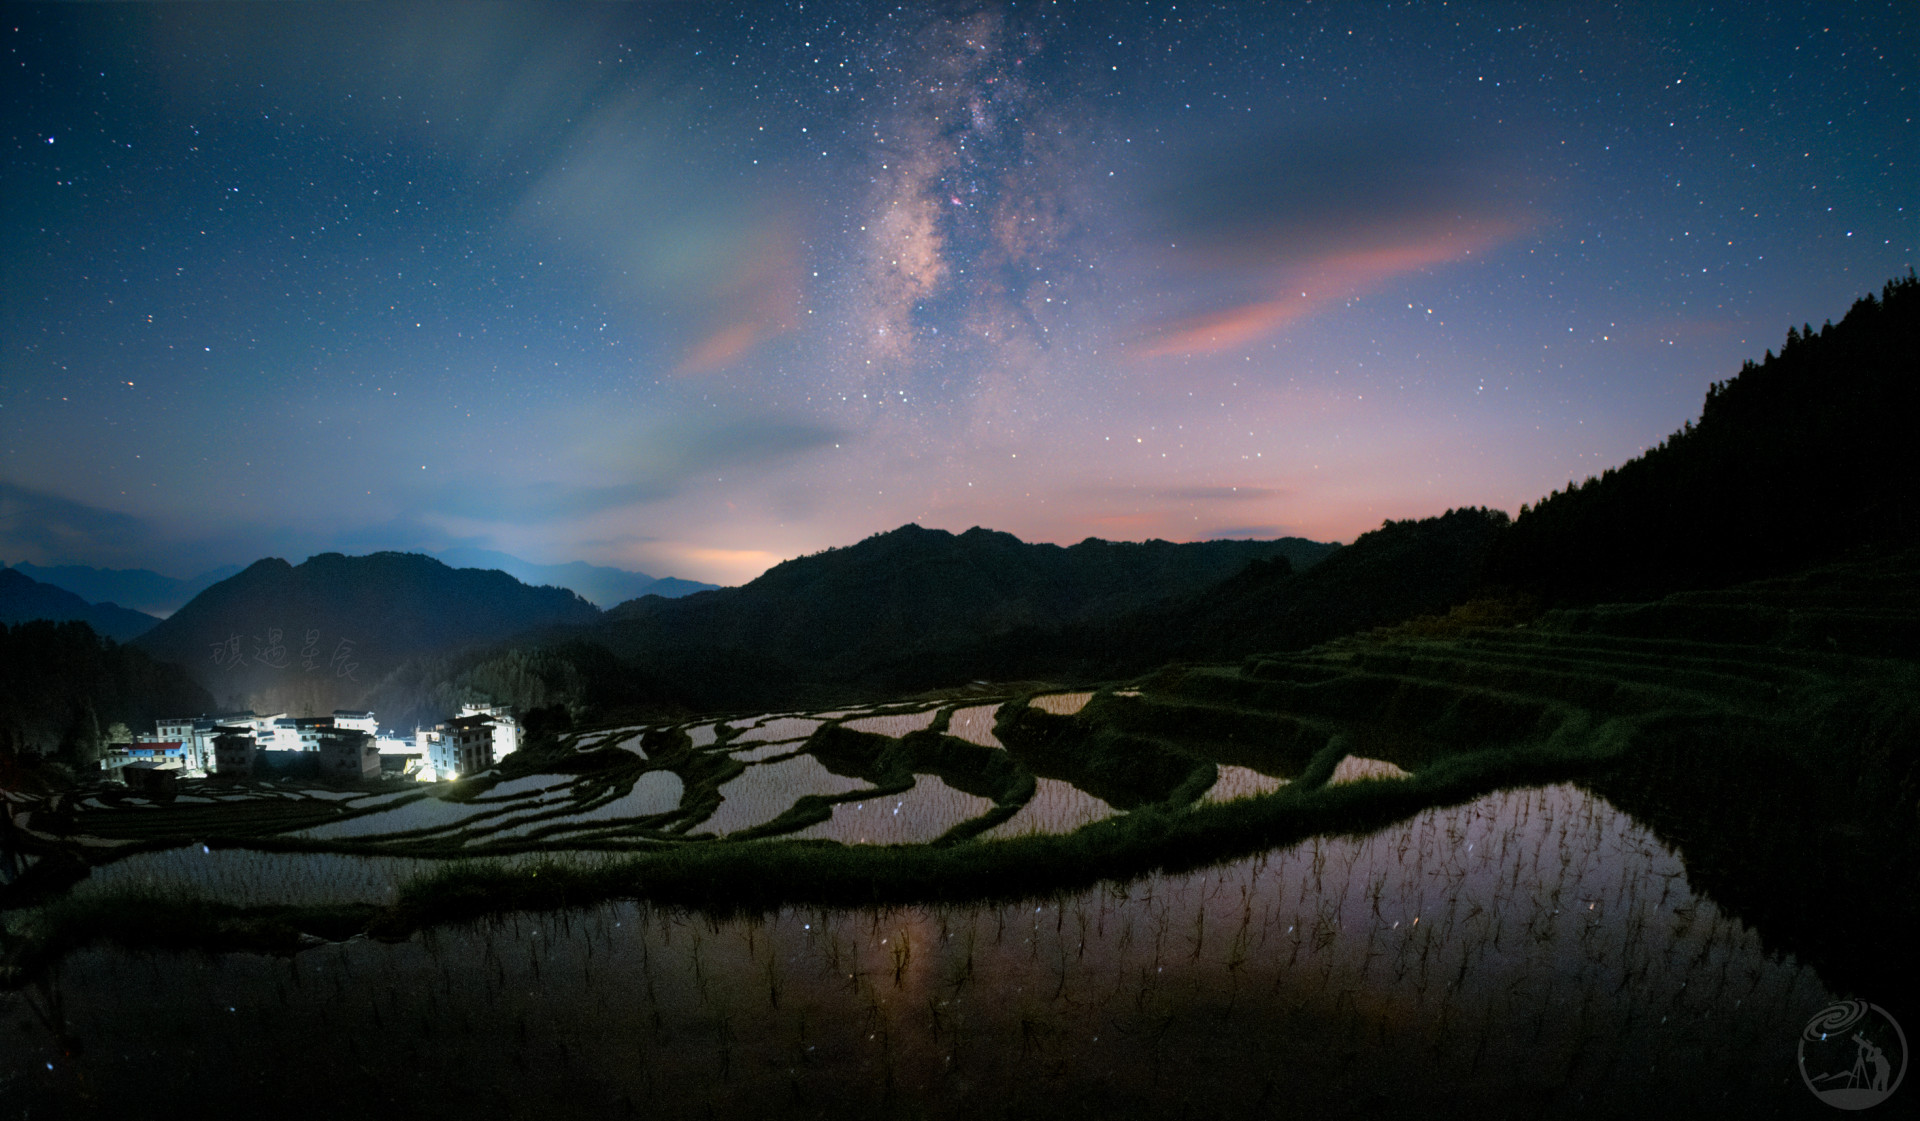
[{"xmin": 1136, "ymin": 218, "xmax": 1525, "ymax": 358}]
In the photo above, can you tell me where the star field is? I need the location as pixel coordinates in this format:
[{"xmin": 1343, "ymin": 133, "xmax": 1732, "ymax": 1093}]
[{"xmin": 3, "ymin": 3, "xmax": 1913, "ymax": 583}]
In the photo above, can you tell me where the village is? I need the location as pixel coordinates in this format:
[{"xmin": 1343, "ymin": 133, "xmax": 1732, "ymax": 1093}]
[{"xmin": 102, "ymin": 704, "xmax": 520, "ymax": 795}]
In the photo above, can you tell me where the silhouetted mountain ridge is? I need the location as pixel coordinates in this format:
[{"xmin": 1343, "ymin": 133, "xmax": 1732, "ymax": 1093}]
[
  {"xmin": 0, "ymin": 566, "xmax": 160, "ymax": 642},
  {"xmin": 601, "ymin": 524, "xmax": 1337, "ymax": 677},
  {"xmin": 7, "ymin": 560, "xmax": 241, "ymax": 617},
  {"xmin": 133, "ymin": 551, "xmax": 601, "ymax": 716}
]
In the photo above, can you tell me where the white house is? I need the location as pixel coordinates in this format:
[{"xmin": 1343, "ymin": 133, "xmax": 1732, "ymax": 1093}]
[{"xmin": 456, "ymin": 703, "xmax": 521, "ymax": 761}]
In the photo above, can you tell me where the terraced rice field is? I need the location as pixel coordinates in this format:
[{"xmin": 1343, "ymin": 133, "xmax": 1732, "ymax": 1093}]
[
  {"xmin": 4, "ymin": 553, "xmax": 1912, "ymax": 1120},
  {"xmin": 786, "ymin": 776, "xmax": 995, "ymax": 844},
  {"xmin": 1203, "ymin": 764, "xmax": 1288, "ymax": 802},
  {"xmin": 5, "ymin": 781, "xmax": 1847, "ymax": 1118},
  {"xmin": 943, "ymin": 703, "xmax": 1004, "ymax": 747},
  {"xmin": 842, "ymin": 709, "xmax": 940, "ymax": 736},
  {"xmin": 693, "ymin": 754, "xmax": 873, "ymax": 837},
  {"xmin": 977, "ymin": 778, "xmax": 1115, "ymax": 839}
]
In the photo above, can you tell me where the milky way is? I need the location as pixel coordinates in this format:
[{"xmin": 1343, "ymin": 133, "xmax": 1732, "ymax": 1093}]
[{"xmin": 3, "ymin": 3, "xmax": 1913, "ymax": 582}]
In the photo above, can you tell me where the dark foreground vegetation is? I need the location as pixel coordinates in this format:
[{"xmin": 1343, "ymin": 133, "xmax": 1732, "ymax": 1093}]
[{"xmin": 0, "ymin": 620, "xmax": 212, "ymax": 763}]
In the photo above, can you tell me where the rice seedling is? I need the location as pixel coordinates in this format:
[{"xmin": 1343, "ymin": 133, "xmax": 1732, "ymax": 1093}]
[{"xmin": 65, "ymin": 847, "xmax": 448, "ymax": 908}]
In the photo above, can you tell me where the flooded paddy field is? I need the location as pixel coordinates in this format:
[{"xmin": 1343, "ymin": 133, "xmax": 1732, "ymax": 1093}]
[
  {"xmin": 5, "ymin": 574, "xmax": 1916, "ymax": 1117},
  {"xmin": 0, "ymin": 784, "xmax": 1846, "ymax": 1119}
]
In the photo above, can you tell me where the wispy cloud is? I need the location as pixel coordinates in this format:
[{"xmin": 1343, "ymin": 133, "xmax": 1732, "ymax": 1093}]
[
  {"xmin": 1132, "ymin": 118, "xmax": 1531, "ymax": 356},
  {"xmin": 422, "ymin": 411, "xmax": 848, "ymax": 525},
  {"xmin": 0, "ymin": 481, "xmax": 160, "ymax": 569}
]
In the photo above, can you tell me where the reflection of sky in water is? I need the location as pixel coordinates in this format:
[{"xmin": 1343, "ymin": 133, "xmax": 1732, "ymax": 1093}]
[
  {"xmin": 728, "ymin": 740, "xmax": 801, "ymax": 763},
  {"xmin": 534, "ymin": 771, "xmax": 682, "ymax": 828},
  {"xmin": 944, "ymin": 704, "xmax": 1004, "ymax": 748},
  {"xmin": 1327, "ymin": 755, "xmax": 1414, "ymax": 784},
  {"xmin": 289, "ymin": 793, "xmax": 497, "ymax": 840},
  {"xmin": 785, "ymin": 776, "xmax": 994, "ymax": 844},
  {"xmin": 28, "ymin": 783, "xmax": 1834, "ymax": 1116},
  {"xmin": 842, "ymin": 710, "xmax": 938, "ymax": 737},
  {"xmin": 694, "ymin": 755, "xmax": 872, "ymax": 836},
  {"xmin": 1029, "ymin": 692, "xmax": 1093, "ymax": 715},
  {"xmin": 483, "ymin": 774, "xmax": 576, "ymax": 799},
  {"xmin": 728, "ymin": 717, "xmax": 821, "ymax": 745},
  {"xmin": 979, "ymin": 778, "xmax": 1115, "ymax": 839},
  {"xmin": 575, "ymin": 726, "xmax": 645, "ymax": 751},
  {"xmin": 1203, "ymin": 764, "xmax": 1288, "ymax": 803}
]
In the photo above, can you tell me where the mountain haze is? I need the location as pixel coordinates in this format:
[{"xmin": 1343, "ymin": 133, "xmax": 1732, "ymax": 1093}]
[
  {"xmin": 432, "ymin": 547, "xmax": 719, "ymax": 608},
  {"xmin": 0, "ymin": 566, "xmax": 160, "ymax": 642},
  {"xmin": 9, "ymin": 560, "xmax": 242, "ymax": 617},
  {"xmin": 133, "ymin": 552, "xmax": 602, "ymax": 719}
]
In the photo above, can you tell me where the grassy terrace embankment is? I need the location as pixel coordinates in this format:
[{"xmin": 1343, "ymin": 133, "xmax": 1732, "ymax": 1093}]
[{"xmin": 3, "ymin": 550, "xmax": 1915, "ymax": 998}]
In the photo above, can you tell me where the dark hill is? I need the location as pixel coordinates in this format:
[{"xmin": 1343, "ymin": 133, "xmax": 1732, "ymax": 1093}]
[
  {"xmin": 133, "ymin": 552, "xmax": 602, "ymax": 717},
  {"xmin": 0, "ymin": 566, "xmax": 160, "ymax": 642},
  {"xmin": 907, "ymin": 507, "xmax": 1512, "ymax": 685},
  {"xmin": 1, "ymin": 619, "xmax": 213, "ymax": 760},
  {"xmin": 595, "ymin": 525, "xmax": 1335, "ymax": 694},
  {"xmin": 1174, "ymin": 506, "xmax": 1512, "ymax": 659},
  {"xmin": 1492, "ymin": 273, "xmax": 1920, "ymax": 603}
]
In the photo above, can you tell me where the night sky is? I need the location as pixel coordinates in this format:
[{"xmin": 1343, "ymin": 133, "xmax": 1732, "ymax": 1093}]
[{"xmin": 4, "ymin": 3, "xmax": 1914, "ymax": 586}]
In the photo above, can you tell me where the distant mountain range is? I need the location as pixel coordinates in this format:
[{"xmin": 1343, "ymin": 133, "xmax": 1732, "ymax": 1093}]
[
  {"xmin": 575, "ymin": 526, "xmax": 1338, "ymax": 707},
  {"xmin": 429, "ymin": 547, "xmax": 718, "ymax": 607},
  {"xmin": 0, "ymin": 566, "xmax": 161, "ymax": 642},
  {"xmin": 9, "ymin": 551, "xmax": 714, "ymax": 616},
  {"xmin": 132, "ymin": 552, "xmax": 603, "ymax": 719},
  {"xmin": 340, "ymin": 528, "xmax": 1339, "ymax": 724},
  {"xmin": 5, "ymin": 560, "xmax": 242, "ymax": 618}
]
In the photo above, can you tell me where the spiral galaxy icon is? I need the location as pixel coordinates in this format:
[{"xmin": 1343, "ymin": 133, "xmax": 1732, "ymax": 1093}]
[{"xmin": 1800, "ymin": 1000, "xmax": 1907, "ymax": 1111}]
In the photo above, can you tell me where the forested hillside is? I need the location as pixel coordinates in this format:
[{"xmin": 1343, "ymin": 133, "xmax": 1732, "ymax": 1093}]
[
  {"xmin": 0, "ymin": 620, "xmax": 213, "ymax": 762},
  {"xmin": 1492, "ymin": 273, "xmax": 1920, "ymax": 602},
  {"xmin": 597, "ymin": 525, "xmax": 1332, "ymax": 679},
  {"xmin": 133, "ymin": 552, "xmax": 601, "ymax": 717}
]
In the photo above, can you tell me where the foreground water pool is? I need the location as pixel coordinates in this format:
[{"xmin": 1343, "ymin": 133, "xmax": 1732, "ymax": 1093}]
[{"xmin": 0, "ymin": 783, "xmax": 1841, "ymax": 1118}]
